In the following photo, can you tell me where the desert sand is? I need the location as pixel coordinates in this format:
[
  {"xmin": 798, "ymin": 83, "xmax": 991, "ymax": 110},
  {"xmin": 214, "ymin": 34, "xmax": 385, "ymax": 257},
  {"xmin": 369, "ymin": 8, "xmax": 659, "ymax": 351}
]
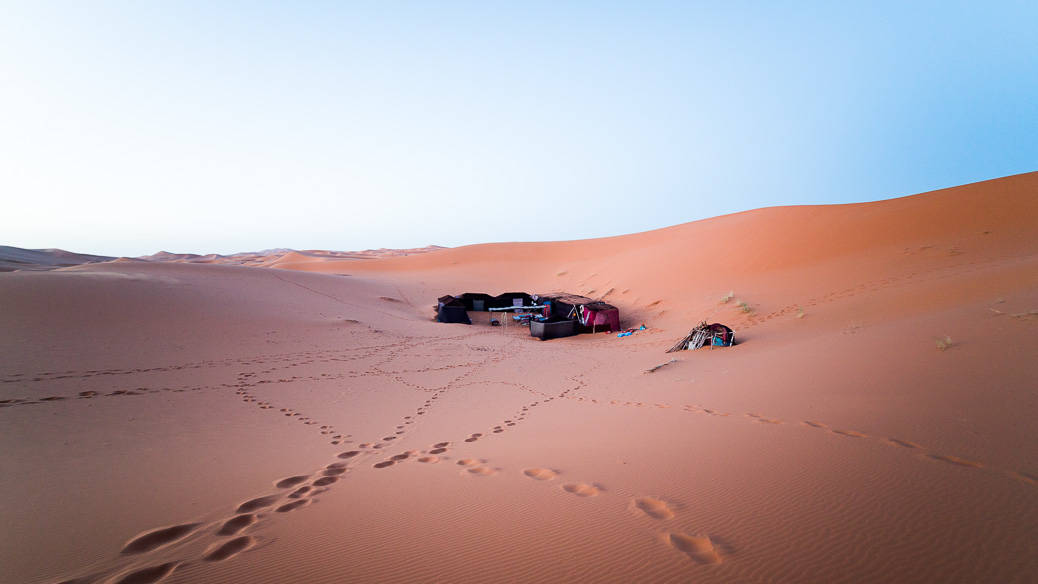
[{"xmin": 1, "ymin": 173, "xmax": 1036, "ymax": 584}]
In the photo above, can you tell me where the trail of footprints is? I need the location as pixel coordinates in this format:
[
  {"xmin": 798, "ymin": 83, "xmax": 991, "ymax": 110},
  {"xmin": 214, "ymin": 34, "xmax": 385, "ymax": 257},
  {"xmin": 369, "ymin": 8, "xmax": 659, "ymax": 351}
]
[
  {"xmin": 43, "ymin": 326, "xmax": 1031, "ymax": 583},
  {"xmin": 563, "ymin": 384, "xmax": 1032, "ymax": 487}
]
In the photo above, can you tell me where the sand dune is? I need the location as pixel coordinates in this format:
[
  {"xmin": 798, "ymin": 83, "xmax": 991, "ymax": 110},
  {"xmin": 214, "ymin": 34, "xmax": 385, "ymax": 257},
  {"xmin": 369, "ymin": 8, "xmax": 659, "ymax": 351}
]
[
  {"xmin": 1, "ymin": 173, "xmax": 1035, "ymax": 583},
  {"xmin": 0, "ymin": 245, "xmax": 115, "ymax": 272}
]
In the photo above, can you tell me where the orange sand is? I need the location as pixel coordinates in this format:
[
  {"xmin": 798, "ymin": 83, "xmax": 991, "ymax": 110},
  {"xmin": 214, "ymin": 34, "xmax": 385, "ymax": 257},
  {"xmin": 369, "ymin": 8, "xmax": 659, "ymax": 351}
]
[{"xmin": 1, "ymin": 173, "xmax": 1036, "ymax": 583}]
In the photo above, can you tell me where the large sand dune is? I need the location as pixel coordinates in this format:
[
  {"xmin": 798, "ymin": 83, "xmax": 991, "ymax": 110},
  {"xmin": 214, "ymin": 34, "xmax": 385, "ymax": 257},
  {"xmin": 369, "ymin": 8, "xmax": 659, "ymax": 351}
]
[{"xmin": 1, "ymin": 173, "xmax": 1035, "ymax": 583}]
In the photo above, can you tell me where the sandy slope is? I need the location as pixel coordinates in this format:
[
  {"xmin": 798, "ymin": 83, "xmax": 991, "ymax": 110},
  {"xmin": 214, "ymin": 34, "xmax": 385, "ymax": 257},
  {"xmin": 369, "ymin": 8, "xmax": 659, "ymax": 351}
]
[{"xmin": 1, "ymin": 174, "xmax": 1035, "ymax": 584}]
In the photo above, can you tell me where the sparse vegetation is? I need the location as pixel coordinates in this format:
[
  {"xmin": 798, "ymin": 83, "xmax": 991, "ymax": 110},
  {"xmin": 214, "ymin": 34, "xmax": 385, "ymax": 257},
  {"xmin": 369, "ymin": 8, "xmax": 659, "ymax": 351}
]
[
  {"xmin": 737, "ymin": 301, "xmax": 753, "ymax": 314},
  {"xmin": 720, "ymin": 291, "xmax": 734, "ymax": 304},
  {"xmin": 795, "ymin": 306, "xmax": 805, "ymax": 319},
  {"xmin": 935, "ymin": 336, "xmax": 953, "ymax": 351}
]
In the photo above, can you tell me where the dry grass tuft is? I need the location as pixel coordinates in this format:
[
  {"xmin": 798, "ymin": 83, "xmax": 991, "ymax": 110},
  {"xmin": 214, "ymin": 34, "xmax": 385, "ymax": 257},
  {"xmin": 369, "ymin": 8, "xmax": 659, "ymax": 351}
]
[
  {"xmin": 720, "ymin": 291, "xmax": 734, "ymax": 304},
  {"xmin": 935, "ymin": 336, "xmax": 953, "ymax": 351}
]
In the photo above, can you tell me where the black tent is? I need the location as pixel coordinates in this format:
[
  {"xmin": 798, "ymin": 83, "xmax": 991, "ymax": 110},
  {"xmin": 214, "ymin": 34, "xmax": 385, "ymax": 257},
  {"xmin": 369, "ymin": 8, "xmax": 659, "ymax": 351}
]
[
  {"xmin": 436, "ymin": 296, "xmax": 472, "ymax": 324},
  {"xmin": 534, "ymin": 293, "xmax": 594, "ymax": 320},
  {"xmin": 489, "ymin": 292, "xmax": 534, "ymax": 309},
  {"xmin": 457, "ymin": 293, "xmax": 495, "ymax": 311}
]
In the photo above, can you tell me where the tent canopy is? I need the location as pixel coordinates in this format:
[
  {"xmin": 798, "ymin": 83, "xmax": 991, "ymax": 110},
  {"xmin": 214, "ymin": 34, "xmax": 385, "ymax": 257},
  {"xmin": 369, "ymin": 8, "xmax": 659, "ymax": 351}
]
[{"xmin": 534, "ymin": 292, "xmax": 620, "ymax": 332}]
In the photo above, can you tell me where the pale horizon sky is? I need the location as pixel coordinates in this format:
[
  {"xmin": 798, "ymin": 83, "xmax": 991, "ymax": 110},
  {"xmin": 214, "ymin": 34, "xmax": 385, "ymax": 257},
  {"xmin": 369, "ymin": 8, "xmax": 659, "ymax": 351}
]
[{"xmin": 2, "ymin": 2, "xmax": 1036, "ymax": 257}]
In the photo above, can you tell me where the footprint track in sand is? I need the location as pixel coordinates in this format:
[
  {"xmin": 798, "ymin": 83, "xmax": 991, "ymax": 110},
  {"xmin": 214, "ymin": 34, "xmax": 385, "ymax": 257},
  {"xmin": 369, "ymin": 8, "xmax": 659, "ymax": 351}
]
[
  {"xmin": 522, "ymin": 468, "xmax": 557, "ymax": 481},
  {"xmin": 887, "ymin": 438, "xmax": 921, "ymax": 449},
  {"xmin": 562, "ymin": 483, "xmax": 601, "ymax": 497},
  {"xmin": 313, "ymin": 476, "xmax": 338, "ymax": 486},
  {"xmin": 831, "ymin": 429, "xmax": 868, "ymax": 438},
  {"xmin": 465, "ymin": 467, "xmax": 496, "ymax": 476},
  {"xmin": 203, "ymin": 536, "xmax": 255, "ymax": 562},
  {"xmin": 236, "ymin": 494, "xmax": 281, "ymax": 514},
  {"xmin": 276, "ymin": 499, "xmax": 310, "ymax": 513},
  {"xmin": 667, "ymin": 533, "xmax": 722, "ymax": 565},
  {"xmin": 121, "ymin": 523, "xmax": 202, "ymax": 554},
  {"xmin": 275, "ymin": 475, "xmax": 309, "ymax": 489},
  {"xmin": 216, "ymin": 514, "xmax": 256, "ymax": 536},
  {"xmin": 418, "ymin": 455, "xmax": 440, "ymax": 463},
  {"xmin": 927, "ymin": 454, "xmax": 984, "ymax": 468},
  {"xmin": 111, "ymin": 561, "xmax": 180, "ymax": 584},
  {"xmin": 633, "ymin": 497, "xmax": 675, "ymax": 520}
]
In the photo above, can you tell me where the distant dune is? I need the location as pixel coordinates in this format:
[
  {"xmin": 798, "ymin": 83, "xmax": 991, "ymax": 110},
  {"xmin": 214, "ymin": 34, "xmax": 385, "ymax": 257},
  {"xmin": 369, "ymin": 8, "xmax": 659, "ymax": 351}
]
[
  {"xmin": 0, "ymin": 245, "xmax": 115, "ymax": 272},
  {"xmin": 1, "ymin": 173, "xmax": 1035, "ymax": 584}
]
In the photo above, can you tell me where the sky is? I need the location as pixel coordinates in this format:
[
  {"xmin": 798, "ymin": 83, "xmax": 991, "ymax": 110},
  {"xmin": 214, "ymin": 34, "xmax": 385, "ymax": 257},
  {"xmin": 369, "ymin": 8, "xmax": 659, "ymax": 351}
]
[{"xmin": 2, "ymin": 1, "xmax": 1036, "ymax": 257}]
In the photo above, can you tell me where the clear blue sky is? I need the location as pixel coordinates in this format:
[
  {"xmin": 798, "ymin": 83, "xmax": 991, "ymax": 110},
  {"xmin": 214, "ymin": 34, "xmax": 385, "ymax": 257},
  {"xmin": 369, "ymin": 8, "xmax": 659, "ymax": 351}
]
[{"xmin": 2, "ymin": 2, "xmax": 1036, "ymax": 256}]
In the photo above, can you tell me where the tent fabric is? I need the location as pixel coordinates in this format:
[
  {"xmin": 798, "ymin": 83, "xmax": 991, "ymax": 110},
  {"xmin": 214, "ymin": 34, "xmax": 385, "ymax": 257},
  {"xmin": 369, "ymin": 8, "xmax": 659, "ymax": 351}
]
[
  {"xmin": 457, "ymin": 293, "xmax": 494, "ymax": 311},
  {"xmin": 451, "ymin": 292, "xmax": 536, "ymax": 311},
  {"xmin": 535, "ymin": 293, "xmax": 620, "ymax": 332},
  {"xmin": 705, "ymin": 323, "xmax": 734, "ymax": 345},
  {"xmin": 578, "ymin": 305, "xmax": 621, "ymax": 332},
  {"xmin": 530, "ymin": 317, "xmax": 577, "ymax": 340},
  {"xmin": 437, "ymin": 304, "xmax": 471, "ymax": 324},
  {"xmin": 488, "ymin": 292, "xmax": 534, "ymax": 309}
]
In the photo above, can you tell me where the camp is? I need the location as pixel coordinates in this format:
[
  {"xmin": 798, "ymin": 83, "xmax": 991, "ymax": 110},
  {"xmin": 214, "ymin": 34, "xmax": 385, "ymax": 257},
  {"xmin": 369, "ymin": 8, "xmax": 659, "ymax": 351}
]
[{"xmin": 433, "ymin": 291, "xmax": 620, "ymax": 341}]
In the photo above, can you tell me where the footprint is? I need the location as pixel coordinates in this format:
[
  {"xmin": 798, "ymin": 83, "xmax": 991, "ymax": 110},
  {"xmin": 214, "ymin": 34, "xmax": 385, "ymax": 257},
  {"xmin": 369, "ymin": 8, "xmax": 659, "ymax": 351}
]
[
  {"xmin": 433, "ymin": 442, "xmax": 450, "ymax": 448},
  {"xmin": 522, "ymin": 468, "xmax": 557, "ymax": 481},
  {"xmin": 562, "ymin": 483, "xmax": 600, "ymax": 497},
  {"xmin": 322, "ymin": 467, "xmax": 347, "ymax": 476},
  {"xmin": 429, "ymin": 448, "xmax": 447, "ymax": 454},
  {"xmin": 456, "ymin": 459, "xmax": 480, "ymax": 467},
  {"xmin": 121, "ymin": 523, "xmax": 201, "ymax": 554},
  {"xmin": 418, "ymin": 456, "xmax": 440, "ymax": 463},
  {"xmin": 276, "ymin": 499, "xmax": 309, "ymax": 513},
  {"xmin": 337, "ymin": 451, "xmax": 360, "ymax": 459},
  {"xmin": 832, "ymin": 429, "xmax": 867, "ymax": 438},
  {"xmin": 373, "ymin": 461, "xmax": 395, "ymax": 469},
  {"xmin": 1009, "ymin": 471, "xmax": 1036, "ymax": 485},
  {"xmin": 802, "ymin": 421, "xmax": 827, "ymax": 429},
  {"xmin": 111, "ymin": 562, "xmax": 179, "ymax": 584},
  {"xmin": 667, "ymin": 532, "xmax": 722, "ymax": 565},
  {"xmin": 633, "ymin": 497, "xmax": 675, "ymax": 520},
  {"xmin": 927, "ymin": 454, "xmax": 984, "ymax": 468},
  {"xmin": 466, "ymin": 467, "xmax": 496, "ymax": 476},
  {"xmin": 886, "ymin": 438, "xmax": 921, "ymax": 449},
  {"xmin": 203, "ymin": 536, "xmax": 254, "ymax": 561},
  {"xmin": 216, "ymin": 514, "xmax": 255, "ymax": 536},
  {"xmin": 275, "ymin": 475, "xmax": 309, "ymax": 489},
  {"xmin": 236, "ymin": 495, "xmax": 281, "ymax": 514}
]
